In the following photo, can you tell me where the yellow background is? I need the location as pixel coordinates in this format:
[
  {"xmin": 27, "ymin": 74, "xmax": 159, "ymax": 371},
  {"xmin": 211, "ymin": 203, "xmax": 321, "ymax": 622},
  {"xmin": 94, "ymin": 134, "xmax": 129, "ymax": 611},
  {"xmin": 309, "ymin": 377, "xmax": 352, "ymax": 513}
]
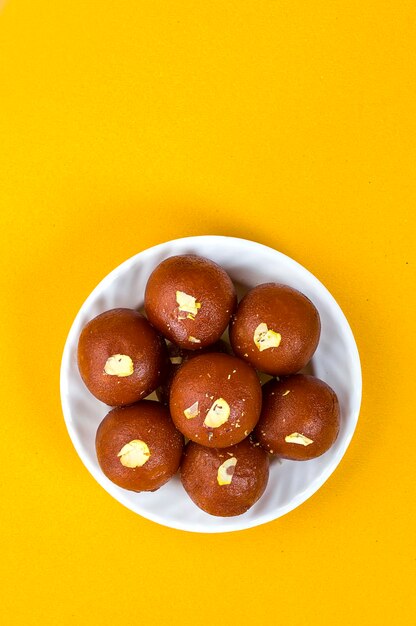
[{"xmin": 1, "ymin": 1, "xmax": 415, "ymax": 624}]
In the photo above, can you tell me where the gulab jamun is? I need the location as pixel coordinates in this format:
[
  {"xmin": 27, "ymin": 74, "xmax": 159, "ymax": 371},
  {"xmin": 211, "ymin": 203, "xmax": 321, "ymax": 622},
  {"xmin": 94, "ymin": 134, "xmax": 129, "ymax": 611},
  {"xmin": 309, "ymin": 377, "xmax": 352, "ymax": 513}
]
[
  {"xmin": 254, "ymin": 374, "xmax": 340, "ymax": 460},
  {"xmin": 229, "ymin": 283, "xmax": 321, "ymax": 376},
  {"xmin": 181, "ymin": 438, "xmax": 269, "ymax": 517},
  {"xmin": 95, "ymin": 400, "xmax": 184, "ymax": 491},
  {"xmin": 144, "ymin": 254, "xmax": 237, "ymax": 350},
  {"xmin": 78, "ymin": 308, "xmax": 167, "ymax": 406},
  {"xmin": 170, "ymin": 353, "xmax": 262, "ymax": 448}
]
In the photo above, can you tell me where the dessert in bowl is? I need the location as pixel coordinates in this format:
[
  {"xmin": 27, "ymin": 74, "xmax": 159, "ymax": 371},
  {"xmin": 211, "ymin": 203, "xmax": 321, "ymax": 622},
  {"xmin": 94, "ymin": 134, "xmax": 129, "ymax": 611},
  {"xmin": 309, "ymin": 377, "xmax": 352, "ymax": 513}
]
[{"xmin": 60, "ymin": 235, "xmax": 361, "ymax": 533}]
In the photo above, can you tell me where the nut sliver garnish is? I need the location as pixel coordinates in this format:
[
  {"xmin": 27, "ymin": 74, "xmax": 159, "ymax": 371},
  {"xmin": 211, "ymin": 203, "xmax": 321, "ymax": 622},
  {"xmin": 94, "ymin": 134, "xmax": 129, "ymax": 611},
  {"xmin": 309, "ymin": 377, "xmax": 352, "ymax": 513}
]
[
  {"xmin": 184, "ymin": 401, "xmax": 199, "ymax": 419},
  {"xmin": 104, "ymin": 354, "xmax": 134, "ymax": 377},
  {"xmin": 253, "ymin": 323, "xmax": 281, "ymax": 352},
  {"xmin": 204, "ymin": 397, "xmax": 230, "ymax": 428},
  {"xmin": 217, "ymin": 457, "xmax": 237, "ymax": 486},
  {"xmin": 176, "ymin": 291, "xmax": 201, "ymax": 319},
  {"xmin": 284, "ymin": 432, "xmax": 313, "ymax": 446},
  {"xmin": 188, "ymin": 336, "xmax": 201, "ymax": 344},
  {"xmin": 117, "ymin": 440, "xmax": 150, "ymax": 467}
]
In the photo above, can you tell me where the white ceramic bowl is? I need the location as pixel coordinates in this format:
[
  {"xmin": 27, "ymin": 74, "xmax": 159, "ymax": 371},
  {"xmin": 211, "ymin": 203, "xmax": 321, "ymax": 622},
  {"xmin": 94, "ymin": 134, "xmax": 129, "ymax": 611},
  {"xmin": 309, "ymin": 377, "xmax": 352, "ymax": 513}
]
[{"xmin": 60, "ymin": 236, "xmax": 361, "ymax": 533}]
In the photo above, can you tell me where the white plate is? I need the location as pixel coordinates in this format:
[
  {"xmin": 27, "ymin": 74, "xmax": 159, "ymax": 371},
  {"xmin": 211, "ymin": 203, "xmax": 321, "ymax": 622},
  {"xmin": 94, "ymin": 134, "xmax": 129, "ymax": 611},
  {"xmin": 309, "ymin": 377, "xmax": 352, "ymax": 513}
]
[{"xmin": 60, "ymin": 236, "xmax": 362, "ymax": 533}]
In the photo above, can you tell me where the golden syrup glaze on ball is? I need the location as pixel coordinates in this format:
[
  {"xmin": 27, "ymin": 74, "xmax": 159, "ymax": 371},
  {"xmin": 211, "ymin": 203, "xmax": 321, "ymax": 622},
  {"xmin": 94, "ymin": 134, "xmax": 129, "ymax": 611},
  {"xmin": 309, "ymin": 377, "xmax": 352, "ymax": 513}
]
[
  {"xmin": 181, "ymin": 438, "xmax": 269, "ymax": 517},
  {"xmin": 95, "ymin": 400, "xmax": 184, "ymax": 492},
  {"xmin": 230, "ymin": 283, "xmax": 321, "ymax": 376},
  {"xmin": 78, "ymin": 308, "xmax": 168, "ymax": 406},
  {"xmin": 170, "ymin": 352, "xmax": 262, "ymax": 448},
  {"xmin": 144, "ymin": 254, "xmax": 237, "ymax": 350},
  {"xmin": 254, "ymin": 374, "xmax": 340, "ymax": 460}
]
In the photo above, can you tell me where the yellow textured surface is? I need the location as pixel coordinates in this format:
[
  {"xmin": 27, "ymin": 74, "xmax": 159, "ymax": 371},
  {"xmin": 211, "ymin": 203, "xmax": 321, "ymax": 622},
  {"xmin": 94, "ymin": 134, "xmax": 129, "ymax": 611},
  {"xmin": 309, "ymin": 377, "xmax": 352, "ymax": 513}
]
[{"xmin": 1, "ymin": 1, "xmax": 415, "ymax": 624}]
